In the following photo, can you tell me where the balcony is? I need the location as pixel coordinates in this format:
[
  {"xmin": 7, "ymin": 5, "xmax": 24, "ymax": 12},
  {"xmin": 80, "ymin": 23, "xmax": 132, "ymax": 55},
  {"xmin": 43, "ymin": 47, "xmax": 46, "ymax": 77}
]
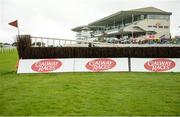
[
  {"xmin": 92, "ymin": 20, "xmax": 142, "ymax": 37},
  {"xmin": 93, "ymin": 31, "xmax": 103, "ymax": 37},
  {"xmin": 105, "ymin": 28, "xmax": 119, "ymax": 34}
]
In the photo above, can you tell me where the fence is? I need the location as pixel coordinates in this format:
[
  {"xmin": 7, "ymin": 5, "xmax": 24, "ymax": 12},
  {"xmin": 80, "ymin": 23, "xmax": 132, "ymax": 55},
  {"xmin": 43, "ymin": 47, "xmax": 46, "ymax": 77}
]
[
  {"xmin": 22, "ymin": 35, "xmax": 180, "ymax": 48},
  {"xmin": 16, "ymin": 35, "xmax": 180, "ymax": 73},
  {"xmin": 31, "ymin": 36, "xmax": 115, "ymax": 47},
  {"xmin": 0, "ymin": 47, "xmax": 17, "ymax": 53},
  {"xmin": 16, "ymin": 35, "xmax": 180, "ymax": 59}
]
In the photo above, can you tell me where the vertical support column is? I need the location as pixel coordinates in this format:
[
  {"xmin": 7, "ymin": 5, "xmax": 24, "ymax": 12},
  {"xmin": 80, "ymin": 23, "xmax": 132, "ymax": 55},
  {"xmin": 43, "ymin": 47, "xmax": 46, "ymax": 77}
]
[
  {"xmin": 132, "ymin": 14, "xmax": 134, "ymax": 38},
  {"xmin": 34, "ymin": 38, "xmax": 37, "ymax": 47},
  {"xmin": 128, "ymin": 47, "xmax": 131, "ymax": 72},
  {"xmin": 91, "ymin": 42, "xmax": 94, "ymax": 47},
  {"xmin": 121, "ymin": 16, "xmax": 124, "ymax": 39},
  {"xmin": 41, "ymin": 38, "xmax": 43, "ymax": 47},
  {"xmin": 128, "ymin": 57, "xmax": 131, "ymax": 72},
  {"xmin": 114, "ymin": 20, "xmax": 115, "ymax": 29},
  {"xmin": 122, "ymin": 16, "xmax": 124, "ymax": 27}
]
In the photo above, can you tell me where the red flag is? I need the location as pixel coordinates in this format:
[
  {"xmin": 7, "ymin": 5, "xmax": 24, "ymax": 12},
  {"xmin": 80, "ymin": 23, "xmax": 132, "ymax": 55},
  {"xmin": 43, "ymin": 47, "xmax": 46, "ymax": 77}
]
[{"xmin": 8, "ymin": 20, "xmax": 18, "ymax": 28}]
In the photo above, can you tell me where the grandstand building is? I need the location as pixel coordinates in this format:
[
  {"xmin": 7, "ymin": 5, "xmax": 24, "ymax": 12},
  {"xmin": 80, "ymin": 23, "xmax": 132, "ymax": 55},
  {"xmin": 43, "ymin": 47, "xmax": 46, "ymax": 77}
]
[{"xmin": 72, "ymin": 7, "xmax": 172, "ymax": 43}]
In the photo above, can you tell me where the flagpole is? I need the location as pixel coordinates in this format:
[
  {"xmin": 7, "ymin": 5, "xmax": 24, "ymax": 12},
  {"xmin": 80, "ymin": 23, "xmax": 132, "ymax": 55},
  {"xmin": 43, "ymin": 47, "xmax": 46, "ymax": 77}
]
[
  {"xmin": 17, "ymin": 20, "xmax": 20, "ymax": 36},
  {"xmin": 17, "ymin": 26, "xmax": 20, "ymax": 36}
]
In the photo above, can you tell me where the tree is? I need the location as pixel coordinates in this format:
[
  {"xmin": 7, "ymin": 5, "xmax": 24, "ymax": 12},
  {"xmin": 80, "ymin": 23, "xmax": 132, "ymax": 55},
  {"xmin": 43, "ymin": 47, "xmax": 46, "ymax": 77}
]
[
  {"xmin": 0, "ymin": 43, "xmax": 3, "ymax": 48},
  {"xmin": 12, "ymin": 42, "xmax": 17, "ymax": 46}
]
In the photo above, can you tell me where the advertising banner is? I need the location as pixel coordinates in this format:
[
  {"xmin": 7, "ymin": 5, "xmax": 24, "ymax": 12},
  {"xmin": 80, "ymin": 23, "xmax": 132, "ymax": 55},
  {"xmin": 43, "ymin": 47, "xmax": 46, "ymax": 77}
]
[
  {"xmin": 131, "ymin": 58, "xmax": 180, "ymax": 72},
  {"xmin": 74, "ymin": 58, "xmax": 128, "ymax": 72},
  {"xmin": 17, "ymin": 59, "xmax": 74, "ymax": 73},
  {"xmin": 17, "ymin": 58, "xmax": 129, "ymax": 73}
]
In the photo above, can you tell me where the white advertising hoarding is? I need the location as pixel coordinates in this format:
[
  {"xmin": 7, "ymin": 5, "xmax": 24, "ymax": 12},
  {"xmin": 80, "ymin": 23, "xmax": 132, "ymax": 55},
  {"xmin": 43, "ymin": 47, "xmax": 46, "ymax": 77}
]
[
  {"xmin": 74, "ymin": 58, "xmax": 128, "ymax": 72},
  {"xmin": 17, "ymin": 59, "xmax": 74, "ymax": 73},
  {"xmin": 131, "ymin": 58, "xmax": 180, "ymax": 72},
  {"xmin": 17, "ymin": 58, "xmax": 129, "ymax": 73}
]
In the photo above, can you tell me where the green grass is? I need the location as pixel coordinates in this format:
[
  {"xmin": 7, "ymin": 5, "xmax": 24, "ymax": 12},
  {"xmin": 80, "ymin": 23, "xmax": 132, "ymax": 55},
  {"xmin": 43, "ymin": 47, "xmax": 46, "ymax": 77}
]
[{"xmin": 0, "ymin": 50, "xmax": 180, "ymax": 116}]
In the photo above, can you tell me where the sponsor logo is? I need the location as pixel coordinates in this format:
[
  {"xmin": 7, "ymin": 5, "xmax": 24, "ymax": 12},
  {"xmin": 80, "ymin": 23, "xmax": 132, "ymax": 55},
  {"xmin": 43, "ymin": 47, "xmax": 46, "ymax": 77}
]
[
  {"xmin": 144, "ymin": 58, "xmax": 175, "ymax": 72},
  {"xmin": 31, "ymin": 59, "xmax": 62, "ymax": 72},
  {"xmin": 148, "ymin": 35, "xmax": 155, "ymax": 39},
  {"xmin": 86, "ymin": 58, "xmax": 116, "ymax": 72}
]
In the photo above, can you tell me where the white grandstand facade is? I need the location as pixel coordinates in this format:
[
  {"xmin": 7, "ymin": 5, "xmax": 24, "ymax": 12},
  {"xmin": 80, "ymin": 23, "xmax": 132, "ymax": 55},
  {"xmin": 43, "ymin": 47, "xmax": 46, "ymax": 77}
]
[{"xmin": 72, "ymin": 7, "xmax": 172, "ymax": 43}]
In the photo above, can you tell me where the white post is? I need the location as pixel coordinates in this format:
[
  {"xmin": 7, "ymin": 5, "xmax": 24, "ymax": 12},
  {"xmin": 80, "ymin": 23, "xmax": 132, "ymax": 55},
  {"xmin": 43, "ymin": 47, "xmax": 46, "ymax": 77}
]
[
  {"xmin": 53, "ymin": 40, "xmax": 55, "ymax": 47},
  {"xmin": 35, "ymin": 38, "xmax": 37, "ymax": 47},
  {"xmin": 59, "ymin": 40, "xmax": 61, "ymax": 47},
  {"xmin": 41, "ymin": 38, "xmax": 43, "ymax": 47},
  {"xmin": 47, "ymin": 39, "xmax": 49, "ymax": 47}
]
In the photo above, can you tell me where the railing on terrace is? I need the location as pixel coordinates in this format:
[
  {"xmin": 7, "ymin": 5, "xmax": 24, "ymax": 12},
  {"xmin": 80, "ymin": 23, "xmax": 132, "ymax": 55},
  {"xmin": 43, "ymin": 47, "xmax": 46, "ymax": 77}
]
[
  {"xmin": 104, "ymin": 20, "xmax": 143, "ymax": 34},
  {"xmin": 92, "ymin": 19, "xmax": 144, "ymax": 37},
  {"xmin": 93, "ymin": 31, "xmax": 103, "ymax": 36}
]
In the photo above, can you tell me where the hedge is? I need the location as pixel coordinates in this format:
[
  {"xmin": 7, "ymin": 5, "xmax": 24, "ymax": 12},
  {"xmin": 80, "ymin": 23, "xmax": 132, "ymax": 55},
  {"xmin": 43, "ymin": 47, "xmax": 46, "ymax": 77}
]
[{"xmin": 17, "ymin": 35, "xmax": 180, "ymax": 59}]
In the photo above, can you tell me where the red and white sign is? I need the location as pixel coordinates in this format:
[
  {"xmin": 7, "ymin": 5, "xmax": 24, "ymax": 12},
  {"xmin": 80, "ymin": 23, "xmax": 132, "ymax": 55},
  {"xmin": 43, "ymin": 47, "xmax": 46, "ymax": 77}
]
[
  {"xmin": 17, "ymin": 58, "xmax": 180, "ymax": 73},
  {"xmin": 147, "ymin": 35, "xmax": 155, "ymax": 39},
  {"xmin": 31, "ymin": 59, "xmax": 62, "ymax": 72},
  {"xmin": 131, "ymin": 58, "xmax": 179, "ymax": 72},
  {"xmin": 85, "ymin": 58, "xmax": 116, "ymax": 72},
  {"xmin": 75, "ymin": 58, "xmax": 128, "ymax": 72},
  {"xmin": 144, "ymin": 58, "xmax": 176, "ymax": 72},
  {"xmin": 17, "ymin": 58, "xmax": 128, "ymax": 73},
  {"xmin": 18, "ymin": 58, "xmax": 74, "ymax": 73}
]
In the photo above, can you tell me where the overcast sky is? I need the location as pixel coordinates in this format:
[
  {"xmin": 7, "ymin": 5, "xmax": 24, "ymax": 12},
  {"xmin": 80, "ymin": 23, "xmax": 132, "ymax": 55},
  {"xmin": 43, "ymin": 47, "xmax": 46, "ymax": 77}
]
[{"xmin": 0, "ymin": 0, "xmax": 180, "ymax": 43}]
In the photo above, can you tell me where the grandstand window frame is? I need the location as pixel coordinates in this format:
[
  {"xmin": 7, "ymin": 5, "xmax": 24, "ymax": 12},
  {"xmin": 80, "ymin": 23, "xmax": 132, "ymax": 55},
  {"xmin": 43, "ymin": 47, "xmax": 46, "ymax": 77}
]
[{"xmin": 148, "ymin": 15, "xmax": 169, "ymax": 20}]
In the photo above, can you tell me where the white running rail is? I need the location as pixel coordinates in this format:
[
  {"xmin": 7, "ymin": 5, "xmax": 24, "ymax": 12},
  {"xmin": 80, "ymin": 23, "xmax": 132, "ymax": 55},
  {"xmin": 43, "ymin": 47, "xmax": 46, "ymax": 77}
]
[
  {"xmin": 31, "ymin": 36, "xmax": 114, "ymax": 47},
  {"xmin": 31, "ymin": 36, "xmax": 180, "ymax": 47}
]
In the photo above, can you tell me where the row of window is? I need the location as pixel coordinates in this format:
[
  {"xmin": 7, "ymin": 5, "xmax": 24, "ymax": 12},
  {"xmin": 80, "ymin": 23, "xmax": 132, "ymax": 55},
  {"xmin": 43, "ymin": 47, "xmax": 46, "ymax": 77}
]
[
  {"xmin": 147, "ymin": 15, "xmax": 170, "ymax": 20},
  {"xmin": 148, "ymin": 25, "xmax": 169, "ymax": 28}
]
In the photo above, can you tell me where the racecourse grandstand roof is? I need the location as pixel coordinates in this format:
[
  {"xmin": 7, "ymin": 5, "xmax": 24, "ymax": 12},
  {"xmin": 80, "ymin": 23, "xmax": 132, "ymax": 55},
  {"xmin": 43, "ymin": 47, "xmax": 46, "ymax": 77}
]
[
  {"xmin": 71, "ymin": 25, "xmax": 87, "ymax": 32},
  {"xmin": 72, "ymin": 7, "xmax": 172, "ymax": 31},
  {"xmin": 88, "ymin": 6, "xmax": 172, "ymax": 26}
]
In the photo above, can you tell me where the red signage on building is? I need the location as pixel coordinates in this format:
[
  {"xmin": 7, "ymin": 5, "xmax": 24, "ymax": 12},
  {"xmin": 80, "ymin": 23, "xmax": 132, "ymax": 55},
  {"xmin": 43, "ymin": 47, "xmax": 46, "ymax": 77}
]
[
  {"xmin": 86, "ymin": 58, "xmax": 116, "ymax": 72},
  {"xmin": 148, "ymin": 35, "xmax": 155, "ymax": 39},
  {"xmin": 144, "ymin": 58, "xmax": 175, "ymax": 72},
  {"xmin": 31, "ymin": 59, "xmax": 62, "ymax": 72}
]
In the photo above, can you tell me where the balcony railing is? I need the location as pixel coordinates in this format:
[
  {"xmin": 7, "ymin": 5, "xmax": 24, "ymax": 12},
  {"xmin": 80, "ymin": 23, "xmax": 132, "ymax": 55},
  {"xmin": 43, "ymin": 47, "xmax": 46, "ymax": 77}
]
[
  {"xmin": 93, "ymin": 31, "xmax": 103, "ymax": 36},
  {"xmin": 92, "ymin": 20, "xmax": 142, "ymax": 36}
]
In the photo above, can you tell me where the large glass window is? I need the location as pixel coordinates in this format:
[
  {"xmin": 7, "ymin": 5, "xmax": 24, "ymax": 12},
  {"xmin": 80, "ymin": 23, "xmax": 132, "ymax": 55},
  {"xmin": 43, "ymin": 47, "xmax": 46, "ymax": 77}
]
[{"xmin": 148, "ymin": 15, "xmax": 169, "ymax": 20}]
